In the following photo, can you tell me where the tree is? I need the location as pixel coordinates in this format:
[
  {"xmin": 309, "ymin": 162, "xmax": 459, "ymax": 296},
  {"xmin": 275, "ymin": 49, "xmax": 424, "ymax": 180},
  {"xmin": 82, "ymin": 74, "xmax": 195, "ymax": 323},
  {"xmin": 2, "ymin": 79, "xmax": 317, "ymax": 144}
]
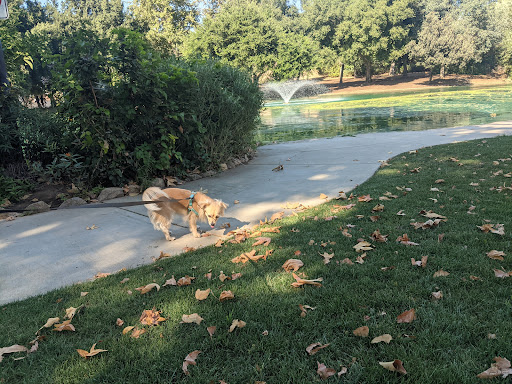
[
  {"xmin": 127, "ymin": 0, "xmax": 199, "ymax": 56},
  {"xmin": 185, "ymin": 0, "xmax": 282, "ymax": 80},
  {"xmin": 495, "ymin": 0, "xmax": 512, "ymax": 74}
]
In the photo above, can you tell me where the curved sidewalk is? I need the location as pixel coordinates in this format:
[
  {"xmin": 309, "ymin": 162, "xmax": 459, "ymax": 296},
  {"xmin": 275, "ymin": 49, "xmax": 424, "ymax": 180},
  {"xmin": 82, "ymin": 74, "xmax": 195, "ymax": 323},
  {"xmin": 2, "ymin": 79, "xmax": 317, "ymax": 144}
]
[{"xmin": 1, "ymin": 121, "xmax": 512, "ymax": 305}]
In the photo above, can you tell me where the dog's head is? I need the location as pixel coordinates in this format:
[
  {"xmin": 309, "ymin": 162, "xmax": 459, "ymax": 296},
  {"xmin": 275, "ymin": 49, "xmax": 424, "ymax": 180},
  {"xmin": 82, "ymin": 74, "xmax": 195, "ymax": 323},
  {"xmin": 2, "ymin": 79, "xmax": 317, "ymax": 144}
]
[{"xmin": 202, "ymin": 200, "xmax": 228, "ymax": 228}]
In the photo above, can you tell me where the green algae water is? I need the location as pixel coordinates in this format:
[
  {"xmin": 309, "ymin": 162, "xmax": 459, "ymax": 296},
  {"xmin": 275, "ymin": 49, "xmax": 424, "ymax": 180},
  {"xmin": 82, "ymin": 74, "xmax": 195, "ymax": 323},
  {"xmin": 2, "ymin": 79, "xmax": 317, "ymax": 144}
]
[{"xmin": 256, "ymin": 85, "xmax": 512, "ymax": 143}]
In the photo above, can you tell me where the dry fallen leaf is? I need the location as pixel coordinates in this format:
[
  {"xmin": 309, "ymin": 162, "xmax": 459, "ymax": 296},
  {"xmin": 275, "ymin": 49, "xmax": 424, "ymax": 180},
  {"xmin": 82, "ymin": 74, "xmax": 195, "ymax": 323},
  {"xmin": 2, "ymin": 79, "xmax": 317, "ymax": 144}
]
[
  {"xmin": 140, "ymin": 308, "xmax": 166, "ymax": 326},
  {"xmin": 319, "ymin": 252, "xmax": 334, "ymax": 265},
  {"xmin": 477, "ymin": 223, "xmax": 505, "ymax": 235},
  {"xmin": 0, "ymin": 345, "xmax": 28, "ymax": 363},
  {"xmin": 231, "ymin": 249, "xmax": 268, "ymax": 263},
  {"xmin": 379, "ymin": 360, "xmax": 407, "ymax": 375},
  {"xmin": 163, "ymin": 275, "xmax": 177, "ymax": 286},
  {"xmin": 130, "ymin": 328, "xmax": 146, "ymax": 338},
  {"xmin": 182, "ymin": 350, "xmax": 201, "ymax": 375},
  {"xmin": 411, "ymin": 256, "xmax": 428, "ymax": 268},
  {"xmin": 207, "ymin": 326, "xmax": 216, "ymax": 338},
  {"xmin": 219, "ymin": 290, "xmax": 235, "ymax": 302},
  {"xmin": 270, "ymin": 211, "xmax": 284, "ymax": 222},
  {"xmin": 431, "ymin": 291, "xmax": 443, "ymax": 300},
  {"xmin": 396, "ymin": 309, "xmax": 416, "ymax": 324},
  {"xmin": 396, "ymin": 233, "xmax": 419, "ymax": 246},
  {"xmin": 120, "ymin": 277, "xmax": 130, "ymax": 284},
  {"xmin": 420, "ymin": 210, "xmax": 447, "ymax": 220},
  {"xmin": 53, "ymin": 320, "xmax": 75, "ymax": 332},
  {"xmin": 317, "ymin": 361, "xmax": 336, "ymax": 380},
  {"xmin": 358, "ymin": 194, "xmax": 373, "ymax": 202},
  {"xmin": 122, "ymin": 326, "xmax": 135, "ymax": 335},
  {"xmin": 353, "ymin": 241, "xmax": 374, "ymax": 252},
  {"xmin": 371, "ymin": 229, "xmax": 388, "ymax": 242},
  {"xmin": 493, "ymin": 269, "xmax": 512, "ymax": 278},
  {"xmin": 477, "ymin": 357, "xmax": 512, "ymax": 379},
  {"xmin": 291, "ymin": 273, "xmax": 323, "ymax": 288},
  {"xmin": 80, "ymin": 292, "xmax": 88, "ymax": 297},
  {"xmin": 135, "ymin": 283, "xmax": 160, "ymax": 294},
  {"xmin": 371, "ymin": 334, "xmax": 393, "ymax": 344},
  {"xmin": 319, "ymin": 193, "xmax": 328, "ymax": 199},
  {"xmin": 116, "ymin": 318, "xmax": 124, "ymax": 327},
  {"xmin": 372, "ymin": 204, "xmax": 385, "ymax": 212},
  {"xmin": 433, "ymin": 269, "xmax": 450, "ymax": 278},
  {"xmin": 76, "ymin": 343, "xmax": 107, "ymax": 359},
  {"xmin": 177, "ymin": 276, "xmax": 195, "ymax": 286},
  {"xmin": 195, "ymin": 288, "xmax": 211, "ymax": 301},
  {"xmin": 181, "ymin": 313, "xmax": 204, "ymax": 325},
  {"xmin": 353, "ymin": 326, "xmax": 369, "ymax": 337},
  {"xmin": 299, "ymin": 304, "xmax": 316, "ymax": 317},
  {"xmin": 252, "ymin": 237, "xmax": 271, "ymax": 247},
  {"xmin": 306, "ymin": 342, "xmax": 330, "ymax": 355},
  {"xmin": 282, "ymin": 259, "xmax": 304, "ymax": 272},
  {"xmin": 487, "ymin": 250, "xmax": 505, "ymax": 261},
  {"xmin": 229, "ymin": 319, "xmax": 246, "ymax": 332},
  {"xmin": 339, "ymin": 258, "xmax": 354, "ymax": 265},
  {"xmin": 37, "ymin": 317, "xmax": 60, "ymax": 334}
]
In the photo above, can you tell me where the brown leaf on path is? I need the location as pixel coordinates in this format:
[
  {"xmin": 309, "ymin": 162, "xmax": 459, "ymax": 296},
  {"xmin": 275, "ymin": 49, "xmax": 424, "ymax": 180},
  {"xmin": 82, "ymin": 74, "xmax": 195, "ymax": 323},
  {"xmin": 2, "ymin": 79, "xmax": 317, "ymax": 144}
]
[
  {"xmin": 53, "ymin": 320, "xmax": 75, "ymax": 332},
  {"xmin": 433, "ymin": 269, "xmax": 450, "ymax": 278},
  {"xmin": 76, "ymin": 343, "xmax": 107, "ymax": 359},
  {"xmin": 140, "ymin": 308, "xmax": 166, "ymax": 326},
  {"xmin": 282, "ymin": 259, "xmax": 304, "ymax": 272},
  {"xmin": 379, "ymin": 360, "xmax": 407, "ymax": 375},
  {"xmin": 270, "ymin": 211, "xmax": 284, "ymax": 223},
  {"xmin": 371, "ymin": 334, "xmax": 393, "ymax": 344},
  {"xmin": 154, "ymin": 251, "xmax": 171, "ymax": 261},
  {"xmin": 215, "ymin": 239, "xmax": 224, "ymax": 247},
  {"xmin": 229, "ymin": 319, "xmax": 246, "ymax": 332},
  {"xmin": 477, "ymin": 357, "xmax": 512, "ymax": 379},
  {"xmin": 195, "ymin": 288, "xmax": 211, "ymax": 301},
  {"xmin": 207, "ymin": 326, "xmax": 216, "ymax": 338},
  {"xmin": 487, "ymin": 250, "xmax": 505, "ymax": 260},
  {"xmin": 0, "ymin": 345, "xmax": 28, "ymax": 363},
  {"xmin": 353, "ymin": 326, "xmax": 369, "ymax": 337},
  {"xmin": 135, "ymin": 283, "xmax": 160, "ymax": 294},
  {"xmin": 291, "ymin": 273, "xmax": 323, "ymax": 288},
  {"xmin": 219, "ymin": 290, "xmax": 235, "ymax": 302},
  {"xmin": 397, "ymin": 309, "xmax": 416, "ymax": 324},
  {"xmin": 182, "ymin": 350, "xmax": 201, "ymax": 375},
  {"xmin": 493, "ymin": 269, "xmax": 512, "ymax": 278},
  {"xmin": 181, "ymin": 313, "xmax": 204, "ymax": 325},
  {"xmin": 299, "ymin": 304, "xmax": 315, "ymax": 317},
  {"xmin": 116, "ymin": 318, "xmax": 124, "ymax": 327},
  {"xmin": 431, "ymin": 291, "xmax": 443, "ymax": 300},
  {"xmin": 306, "ymin": 342, "xmax": 330, "ymax": 355},
  {"xmin": 122, "ymin": 326, "xmax": 135, "ymax": 335},
  {"xmin": 94, "ymin": 272, "xmax": 110, "ymax": 279},
  {"xmin": 317, "ymin": 361, "xmax": 337, "ymax": 380},
  {"xmin": 353, "ymin": 241, "xmax": 374, "ymax": 252},
  {"xmin": 252, "ymin": 237, "xmax": 271, "ymax": 247},
  {"xmin": 319, "ymin": 193, "xmax": 328, "ymax": 199},
  {"xmin": 183, "ymin": 247, "xmax": 196, "ymax": 253}
]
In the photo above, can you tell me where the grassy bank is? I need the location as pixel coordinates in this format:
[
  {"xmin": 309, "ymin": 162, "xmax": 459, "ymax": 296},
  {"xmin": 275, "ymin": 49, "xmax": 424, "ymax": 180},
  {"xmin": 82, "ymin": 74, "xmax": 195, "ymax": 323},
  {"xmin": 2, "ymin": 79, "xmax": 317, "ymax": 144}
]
[{"xmin": 2, "ymin": 136, "xmax": 512, "ymax": 383}]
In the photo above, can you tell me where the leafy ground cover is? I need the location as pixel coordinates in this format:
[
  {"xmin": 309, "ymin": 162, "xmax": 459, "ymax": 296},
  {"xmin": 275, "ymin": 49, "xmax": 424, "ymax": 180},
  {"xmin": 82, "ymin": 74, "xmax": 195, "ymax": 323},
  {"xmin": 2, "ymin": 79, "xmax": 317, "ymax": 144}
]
[{"xmin": 1, "ymin": 136, "xmax": 512, "ymax": 383}]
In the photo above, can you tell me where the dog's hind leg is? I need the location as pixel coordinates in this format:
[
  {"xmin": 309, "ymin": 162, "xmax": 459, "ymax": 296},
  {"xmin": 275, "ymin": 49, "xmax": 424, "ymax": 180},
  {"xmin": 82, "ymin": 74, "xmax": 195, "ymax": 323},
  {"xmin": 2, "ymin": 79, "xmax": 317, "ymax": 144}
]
[{"xmin": 188, "ymin": 212, "xmax": 201, "ymax": 238}]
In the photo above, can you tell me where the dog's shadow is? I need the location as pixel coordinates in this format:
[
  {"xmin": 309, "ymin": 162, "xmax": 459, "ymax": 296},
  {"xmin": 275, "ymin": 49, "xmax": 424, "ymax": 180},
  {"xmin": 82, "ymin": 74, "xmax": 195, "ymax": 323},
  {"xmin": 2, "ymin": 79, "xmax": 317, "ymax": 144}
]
[{"xmin": 197, "ymin": 216, "xmax": 249, "ymax": 236}]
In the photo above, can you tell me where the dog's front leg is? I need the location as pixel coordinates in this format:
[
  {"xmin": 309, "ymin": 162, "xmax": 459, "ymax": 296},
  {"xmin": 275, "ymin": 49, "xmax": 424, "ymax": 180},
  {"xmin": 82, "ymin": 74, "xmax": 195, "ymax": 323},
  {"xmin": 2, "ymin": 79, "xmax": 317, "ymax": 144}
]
[{"xmin": 188, "ymin": 214, "xmax": 201, "ymax": 238}]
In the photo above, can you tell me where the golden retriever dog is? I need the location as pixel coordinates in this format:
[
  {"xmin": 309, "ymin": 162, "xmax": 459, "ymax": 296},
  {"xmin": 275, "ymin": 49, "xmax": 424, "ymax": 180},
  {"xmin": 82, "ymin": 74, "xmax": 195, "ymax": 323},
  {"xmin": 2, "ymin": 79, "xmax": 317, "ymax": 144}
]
[{"xmin": 142, "ymin": 187, "xmax": 228, "ymax": 240}]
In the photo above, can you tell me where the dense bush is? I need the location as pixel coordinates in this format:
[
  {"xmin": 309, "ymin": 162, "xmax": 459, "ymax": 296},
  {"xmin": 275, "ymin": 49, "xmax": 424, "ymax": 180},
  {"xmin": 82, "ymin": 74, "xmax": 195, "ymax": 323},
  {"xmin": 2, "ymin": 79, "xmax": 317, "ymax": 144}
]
[
  {"xmin": 34, "ymin": 28, "xmax": 263, "ymax": 188},
  {"xmin": 0, "ymin": 92, "xmax": 23, "ymax": 167}
]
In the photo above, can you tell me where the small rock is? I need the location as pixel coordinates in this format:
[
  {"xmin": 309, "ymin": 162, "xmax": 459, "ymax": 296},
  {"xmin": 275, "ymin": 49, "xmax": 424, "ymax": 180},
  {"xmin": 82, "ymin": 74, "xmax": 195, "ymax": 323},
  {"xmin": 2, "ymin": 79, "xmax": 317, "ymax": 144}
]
[
  {"xmin": 97, "ymin": 187, "xmax": 125, "ymax": 202},
  {"xmin": 151, "ymin": 178, "xmax": 166, "ymax": 189},
  {"xmin": 188, "ymin": 173, "xmax": 202, "ymax": 181},
  {"xmin": 126, "ymin": 184, "xmax": 141, "ymax": 196},
  {"xmin": 59, "ymin": 197, "xmax": 87, "ymax": 209},
  {"xmin": 203, "ymin": 170, "xmax": 216, "ymax": 178},
  {"xmin": 219, "ymin": 163, "xmax": 228, "ymax": 171},
  {"xmin": 24, "ymin": 201, "xmax": 51, "ymax": 214}
]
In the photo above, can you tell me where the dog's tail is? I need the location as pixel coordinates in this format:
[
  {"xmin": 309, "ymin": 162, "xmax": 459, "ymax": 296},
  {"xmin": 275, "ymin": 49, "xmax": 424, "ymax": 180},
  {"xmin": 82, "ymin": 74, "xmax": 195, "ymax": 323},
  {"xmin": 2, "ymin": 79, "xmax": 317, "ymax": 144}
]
[{"xmin": 142, "ymin": 187, "xmax": 170, "ymax": 211}]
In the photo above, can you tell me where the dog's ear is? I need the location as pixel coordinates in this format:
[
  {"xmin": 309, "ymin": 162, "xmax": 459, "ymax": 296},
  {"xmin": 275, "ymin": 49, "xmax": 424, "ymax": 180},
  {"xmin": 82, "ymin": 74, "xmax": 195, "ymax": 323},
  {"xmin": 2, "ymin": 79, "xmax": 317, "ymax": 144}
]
[
  {"xmin": 220, "ymin": 201, "xmax": 228, "ymax": 210},
  {"xmin": 198, "ymin": 201, "xmax": 210, "ymax": 210}
]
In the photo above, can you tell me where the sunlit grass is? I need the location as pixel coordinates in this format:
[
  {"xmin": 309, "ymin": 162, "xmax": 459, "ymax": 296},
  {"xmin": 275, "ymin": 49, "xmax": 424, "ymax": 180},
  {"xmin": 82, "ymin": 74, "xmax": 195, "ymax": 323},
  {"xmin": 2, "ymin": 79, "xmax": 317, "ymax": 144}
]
[{"xmin": 2, "ymin": 136, "xmax": 512, "ymax": 383}]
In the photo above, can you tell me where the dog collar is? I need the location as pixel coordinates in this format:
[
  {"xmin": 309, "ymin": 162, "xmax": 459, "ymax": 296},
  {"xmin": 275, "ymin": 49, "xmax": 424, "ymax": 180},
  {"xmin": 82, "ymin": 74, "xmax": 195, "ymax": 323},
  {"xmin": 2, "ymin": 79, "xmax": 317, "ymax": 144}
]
[{"xmin": 188, "ymin": 192, "xmax": 199, "ymax": 216}]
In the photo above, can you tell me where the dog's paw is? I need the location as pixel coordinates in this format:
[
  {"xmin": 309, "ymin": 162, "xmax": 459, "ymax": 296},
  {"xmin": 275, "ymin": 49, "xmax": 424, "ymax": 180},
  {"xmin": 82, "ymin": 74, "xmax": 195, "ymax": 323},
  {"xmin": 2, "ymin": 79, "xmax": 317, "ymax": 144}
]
[
  {"xmin": 165, "ymin": 236, "xmax": 176, "ymax": 241},
  {"xmin": 192, "ymin": 233, "xmax": 201, "ymax": 238}
]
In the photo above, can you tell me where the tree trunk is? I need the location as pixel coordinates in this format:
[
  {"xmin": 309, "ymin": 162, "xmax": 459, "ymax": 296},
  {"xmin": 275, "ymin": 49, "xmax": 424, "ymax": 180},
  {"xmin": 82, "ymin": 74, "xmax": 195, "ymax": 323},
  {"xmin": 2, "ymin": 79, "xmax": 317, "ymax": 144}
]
[
  {"xmin": 440, "ymin": 64, "xmax": 445, "ymax": 79},
  {"xmin": 365, "ymin": 61, "xmax": 372, "ymax": 83},
  {"xmin": 429, "ymin": 69, "xmax": 433, "ymax": 83},
  {"xmin": 338, "ymin": 63, "xmax": 345, "ymax": 84},
  {"xmin": 389, "ymin": 62, "xmax": 396, "ymax": 76},
  {"xmin": 402, "ymin": 57, "xmax": 408, "ymax": 77}
]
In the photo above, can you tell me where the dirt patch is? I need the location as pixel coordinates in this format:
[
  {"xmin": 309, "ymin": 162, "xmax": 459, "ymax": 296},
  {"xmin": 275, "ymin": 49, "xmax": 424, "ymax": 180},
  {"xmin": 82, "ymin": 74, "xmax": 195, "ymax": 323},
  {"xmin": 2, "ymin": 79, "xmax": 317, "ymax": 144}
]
[
  {"xmin": 315, "ymin": 72, "xmax": 510, "ymax": 96},
  {"xmin": 6, "ymin": 183, "xmax": 70, "ymax": 211}
]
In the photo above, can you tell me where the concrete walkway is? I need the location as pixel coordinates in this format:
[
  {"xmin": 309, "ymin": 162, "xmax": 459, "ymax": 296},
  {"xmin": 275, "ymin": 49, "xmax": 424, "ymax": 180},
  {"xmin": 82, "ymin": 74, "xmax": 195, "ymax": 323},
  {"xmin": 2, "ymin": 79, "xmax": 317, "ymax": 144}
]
[{"xmin": 1, "ymin": 121, "xmax": 512, "ymax": 305}]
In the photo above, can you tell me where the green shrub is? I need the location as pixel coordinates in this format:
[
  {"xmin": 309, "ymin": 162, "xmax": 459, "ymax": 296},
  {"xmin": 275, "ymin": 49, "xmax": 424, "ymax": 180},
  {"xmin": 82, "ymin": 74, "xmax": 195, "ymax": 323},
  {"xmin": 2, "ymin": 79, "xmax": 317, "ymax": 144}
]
[
  {"xmin": 0, "ymin": 173, "xmax": 33, "ymax": 204},
  {"xmin": 0, "ymin": 91, "xmax": 23, "ymax": 167}
]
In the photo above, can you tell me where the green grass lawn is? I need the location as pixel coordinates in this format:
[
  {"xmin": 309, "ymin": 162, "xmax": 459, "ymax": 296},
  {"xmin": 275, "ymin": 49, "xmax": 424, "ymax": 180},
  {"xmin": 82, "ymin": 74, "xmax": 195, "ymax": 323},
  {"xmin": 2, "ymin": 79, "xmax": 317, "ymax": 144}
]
[{"xmin": 2, "ymin": 136, "xmax": 512, "ymax": 383}]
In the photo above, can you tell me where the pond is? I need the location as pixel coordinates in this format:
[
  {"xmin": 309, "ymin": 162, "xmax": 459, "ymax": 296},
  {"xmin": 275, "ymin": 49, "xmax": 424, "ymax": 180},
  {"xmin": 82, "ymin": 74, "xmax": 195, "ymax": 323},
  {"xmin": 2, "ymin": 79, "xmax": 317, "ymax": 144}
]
[{"xmin": 256, "ymin": 85, "xmax": 512, "ymax": 143}]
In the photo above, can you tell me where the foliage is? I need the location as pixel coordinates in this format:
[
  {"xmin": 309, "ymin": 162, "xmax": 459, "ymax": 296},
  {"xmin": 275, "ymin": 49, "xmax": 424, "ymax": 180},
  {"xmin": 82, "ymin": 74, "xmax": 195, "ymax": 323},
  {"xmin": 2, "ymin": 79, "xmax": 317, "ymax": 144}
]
[
  {"xmin": 0, "ymin": 173, "xmax": 33, "ymax": 204},
  {"xmin": 126, "ymin": 0, "xmax": 199, "ymax": 56},
  {"xmin": 0, "ymin": 91, "xmax": 24, "ymax": 166}
]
